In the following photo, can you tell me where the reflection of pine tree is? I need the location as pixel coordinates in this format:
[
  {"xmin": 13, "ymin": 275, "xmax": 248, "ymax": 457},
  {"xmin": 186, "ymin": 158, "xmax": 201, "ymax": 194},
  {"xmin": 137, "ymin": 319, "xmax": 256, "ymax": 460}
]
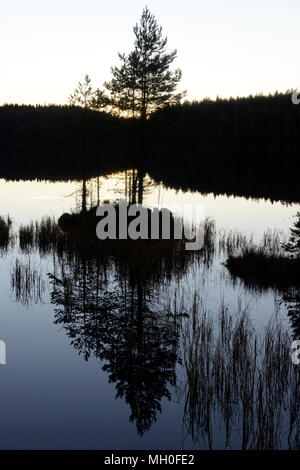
[
  {"xmin": 101, "ymin": 275, "xmax": 180, "ymax": 435},
  {"xmin": 284, "ymin": 212, "xmax": 300, "ymax": 257},
  {"xmin": 49, "ymin": 255, "xmax": 182, "ymax": 435},
  {"xmin": 282, "ymin": 287, "xmax": 300, "ymax": 339},
  {"xmin": 49, "ymin": 256, "xmax": 117, "ymax": 361},
  {"xmin": 281, "ymin": 214, "xmax": 300, "ymax": 339}
]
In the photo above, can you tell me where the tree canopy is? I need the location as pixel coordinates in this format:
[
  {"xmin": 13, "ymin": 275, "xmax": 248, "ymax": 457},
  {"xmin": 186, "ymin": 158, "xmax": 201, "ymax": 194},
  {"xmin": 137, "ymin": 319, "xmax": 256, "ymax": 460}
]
[
  {"xmin": 68, "ymin": 74, "xmax": 108, "ymax": 111},
  {"xmin": 104, "ymin": 7, "xmax": 184, "ymax": 118}
]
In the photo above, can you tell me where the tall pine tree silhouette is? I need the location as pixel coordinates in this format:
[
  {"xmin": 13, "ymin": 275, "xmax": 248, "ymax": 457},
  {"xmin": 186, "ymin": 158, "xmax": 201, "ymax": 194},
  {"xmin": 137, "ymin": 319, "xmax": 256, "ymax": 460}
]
[{"xmin": 105, "ymin": 7, "xmax": 184, "ymax": 119}]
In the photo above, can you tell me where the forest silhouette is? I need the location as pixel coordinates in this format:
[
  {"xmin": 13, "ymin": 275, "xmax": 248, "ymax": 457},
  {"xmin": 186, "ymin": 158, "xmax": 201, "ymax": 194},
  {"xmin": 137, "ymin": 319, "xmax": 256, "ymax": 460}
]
[
  {"xmin": 1, "ymin": 5, "xmax": 300, "ymax": 451},
  {"xmin": 0, "ymin": 90, "xmax": 299, "ymax": 203},
  {"xmin": 1, "ymin": 7, "xmax": 299, "ymax": 203}
]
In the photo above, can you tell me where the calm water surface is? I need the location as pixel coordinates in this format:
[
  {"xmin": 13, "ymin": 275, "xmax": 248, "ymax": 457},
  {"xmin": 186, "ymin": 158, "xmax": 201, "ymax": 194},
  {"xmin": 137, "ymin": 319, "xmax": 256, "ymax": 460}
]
[{"xmin": 0, "ymin": 174, "xmax": 299, "ymax": 449}]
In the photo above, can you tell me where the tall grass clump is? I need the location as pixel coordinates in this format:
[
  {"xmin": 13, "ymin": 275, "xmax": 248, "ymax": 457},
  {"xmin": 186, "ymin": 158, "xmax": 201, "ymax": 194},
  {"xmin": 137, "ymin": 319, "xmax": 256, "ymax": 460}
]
[
  {"xmin": 0, "ymin": 215, "xmax": 12, "ymax": 251},
  {"xmin": 19, "ymin": 222, "xmax": 35, "ymax": 252},
  {"xmin": 182, "ymin": 296, "xmax": 300, "ymax": 449},
  {"xmin": 18, "ymin": 217, "xmax": 68, "ymax": 257},
  {"xmin": 226, "ymin": 247, "xmax": 300, "ymax": 289},
  {"xmin": 35, "ymin": 217, "xmax": 61, "ymax": 253},
  {"xmin": 218, "ymin": 228, "xmax": 252, "ymax": 257},
  {"xmin": 225, "ymin": 227, "xmax": 299, "ymax": 289},
  {"xmin": 11, "ymin": 258, "xmax": 45, "ymax": 307}
]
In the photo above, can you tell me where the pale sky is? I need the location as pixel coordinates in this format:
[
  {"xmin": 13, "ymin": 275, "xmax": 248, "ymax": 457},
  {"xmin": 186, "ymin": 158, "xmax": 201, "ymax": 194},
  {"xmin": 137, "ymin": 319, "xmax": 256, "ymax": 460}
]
[{"xmin": 0, "ymin": 0, "xmax": 299, "ymax": 105}]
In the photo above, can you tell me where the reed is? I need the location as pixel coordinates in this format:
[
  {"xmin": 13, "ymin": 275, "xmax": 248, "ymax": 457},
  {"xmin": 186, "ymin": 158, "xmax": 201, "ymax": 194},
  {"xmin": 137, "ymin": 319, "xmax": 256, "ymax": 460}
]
[
  {"xmin": 11, "ymin": 258, "xmax": 45, "ymax": 307},
  {"xmin": 0, "ymin": 215, "xmax": 12, "ymax": 250},
  {"xmin": 182, "ymin": 295, "xmax": 300, "ymax": 449},
  {"xmin": 226, "ymin": 248, "xmax": 300, "ymax": 289},
  {"xmin": 19, "ymin": 222, "xmax": 35, "ymax": 252}
]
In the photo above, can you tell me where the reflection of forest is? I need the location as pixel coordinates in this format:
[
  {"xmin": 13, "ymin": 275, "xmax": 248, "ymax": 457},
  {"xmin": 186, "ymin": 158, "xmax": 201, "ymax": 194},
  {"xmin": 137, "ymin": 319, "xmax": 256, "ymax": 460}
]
[
  {"xmin": 7, "ymin": 178, "xmax": 300, "ymax": 445},
  {"xmin": 79, "ymin": 169, "xmax": 148, "ymax": 214}
]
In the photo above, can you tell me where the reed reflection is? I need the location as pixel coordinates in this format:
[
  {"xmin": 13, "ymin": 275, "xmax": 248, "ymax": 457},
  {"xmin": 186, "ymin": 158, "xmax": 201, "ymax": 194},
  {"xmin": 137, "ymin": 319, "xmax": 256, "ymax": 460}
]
[
  {"xmin": 182, "ymin": 296, "xmax": 300, "ymax": 450},
  {"xmin": 8, "ymin": 183, "xmax": 300, "ymax": 444}
]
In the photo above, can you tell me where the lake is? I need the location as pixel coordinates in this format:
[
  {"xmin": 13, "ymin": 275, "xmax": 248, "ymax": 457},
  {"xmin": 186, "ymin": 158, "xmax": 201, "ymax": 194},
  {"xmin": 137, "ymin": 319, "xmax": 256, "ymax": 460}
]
[{"xmin": 0, "ymin": 172, "xmax": 299, "ymax": 450}]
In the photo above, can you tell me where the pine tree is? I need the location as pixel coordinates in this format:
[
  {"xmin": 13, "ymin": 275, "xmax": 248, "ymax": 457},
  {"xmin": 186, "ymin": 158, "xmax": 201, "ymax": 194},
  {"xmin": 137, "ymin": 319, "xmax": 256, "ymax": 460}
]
[
  {"xmin": 105, "ymin": 7, "xmax": 184, "ymax": 119},
  {"xmin": 68, "ymin": 74, "xmax": 94, "ymax": 108},
  {"xmin": 68, "ymin": 74, "xmax": 108, "ymax": 110}
]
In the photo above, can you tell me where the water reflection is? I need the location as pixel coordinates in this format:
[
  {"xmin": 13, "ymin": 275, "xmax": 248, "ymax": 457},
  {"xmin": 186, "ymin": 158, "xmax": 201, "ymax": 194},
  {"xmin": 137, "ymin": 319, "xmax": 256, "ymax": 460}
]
[
  {"xmin": 11, "ymin": 259, "xmax": 45, "ymax": 307},
  {"xmin": 282, "ymin": 288, "xmax": 300, "ymax": 340},
  {"xmin": 0, "ymin": 215, "xmax": 13, "ymax": 255},
  {"xmin": 182, "ymin": 298, "xmax": 300, "ymax": 449},
  {"xmin": 49, "ymin": 258, "xmax": 182, "ymax": 435},
  {"xmin": 9, "ymin": 181, "xmax": 198, "ymax": 435},
  {"xmin": 3, "ymin": 173, "xmax": 300, "ymax": 447},
  {"xmin": 78, "ymin": 169, "xmax": 149, "ymax": 212},
  {"xmin": 46, "ymin": 215, "xmax": 195, "ymax": 435}
]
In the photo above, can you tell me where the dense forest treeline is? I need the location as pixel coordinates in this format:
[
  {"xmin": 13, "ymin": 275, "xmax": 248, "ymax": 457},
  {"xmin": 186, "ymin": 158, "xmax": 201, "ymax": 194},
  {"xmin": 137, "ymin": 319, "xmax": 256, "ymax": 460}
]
[
  {"xmin": 0, "ymin": 91, "xmax": 299, "ymax": 201},
  {"xmin": 0, "ymin": 104, "xmax": 138, "ymax": 179},
  {"xmin": 148, "ymin": 91, "xmax": 300, "ymax": 202}
]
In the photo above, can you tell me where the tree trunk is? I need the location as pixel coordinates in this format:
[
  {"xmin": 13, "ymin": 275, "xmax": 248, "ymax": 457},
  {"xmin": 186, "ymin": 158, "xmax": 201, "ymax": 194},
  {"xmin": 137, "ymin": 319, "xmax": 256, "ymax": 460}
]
[
  {"xmin": 131, "ymin": 169, "xmax": 137, "ymax": 205},
  {"xmin": 138, "ymin": 169, "xmax": 145, "ymax": 205},
  {"xmin": 82, "ymin": 177, "xmax": 87, "ymax": 213}
]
